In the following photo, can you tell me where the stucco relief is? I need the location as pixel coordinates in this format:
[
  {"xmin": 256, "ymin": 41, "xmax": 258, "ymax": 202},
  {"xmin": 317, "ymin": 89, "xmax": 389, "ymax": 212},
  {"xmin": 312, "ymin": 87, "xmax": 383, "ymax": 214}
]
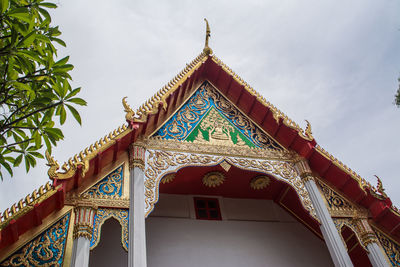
[{"xmin": 143, "ymin": 148, "xmax": 317, "ymax": 221}]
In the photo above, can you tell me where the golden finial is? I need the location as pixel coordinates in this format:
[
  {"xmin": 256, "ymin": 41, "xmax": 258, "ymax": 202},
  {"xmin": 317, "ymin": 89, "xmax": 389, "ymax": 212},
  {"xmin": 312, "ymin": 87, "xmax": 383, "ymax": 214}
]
[
  {"xmin": 374, "ymin": 175, "xmax": 388, "ymax": 198},
  {"xmin": 122, "ymin": 96, "xmax": 135, "ymax": 121},
  {"xmin": 203, "ymin": 18, "xmax": 213, "ymax": 55},
  {"xmin": 304, "ymin": 120, "xmax": 313, "ymax": 139}
]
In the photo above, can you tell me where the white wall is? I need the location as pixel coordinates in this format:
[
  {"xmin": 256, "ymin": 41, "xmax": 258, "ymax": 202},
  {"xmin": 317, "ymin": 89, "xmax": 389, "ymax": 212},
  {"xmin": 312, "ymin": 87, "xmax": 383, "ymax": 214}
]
[{"xmin": 146, "ymin": 194, "xmax": 334, "ymax": 267}]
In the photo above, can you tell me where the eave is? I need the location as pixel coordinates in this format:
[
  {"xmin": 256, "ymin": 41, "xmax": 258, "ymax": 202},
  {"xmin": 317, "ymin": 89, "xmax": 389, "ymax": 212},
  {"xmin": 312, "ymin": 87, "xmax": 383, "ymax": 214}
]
[{"xmin": 1, "ymin": 51, "xmax": 400, "ymax": 251}]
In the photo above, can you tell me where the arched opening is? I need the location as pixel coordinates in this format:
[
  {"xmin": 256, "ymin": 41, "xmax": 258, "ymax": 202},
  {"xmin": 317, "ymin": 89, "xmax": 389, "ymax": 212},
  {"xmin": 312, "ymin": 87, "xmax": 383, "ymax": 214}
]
[
  {"xmin": 340, "ymin": 225, "xmax": 371, "ymax": 267},
  {"xmin": 89, "ymin": 218, "xmax": 128, "ymax": 267},
  {"xmin": 146, "ymin": 164, "xmax": 334, "ymax": 267}
]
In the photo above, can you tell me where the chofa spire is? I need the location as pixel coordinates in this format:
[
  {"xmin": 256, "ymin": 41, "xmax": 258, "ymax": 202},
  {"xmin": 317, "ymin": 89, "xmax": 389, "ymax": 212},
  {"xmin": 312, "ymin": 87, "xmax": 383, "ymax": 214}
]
[{"xmin": 203, "ymin": 18, "xmax": 213, "ymax": 55}]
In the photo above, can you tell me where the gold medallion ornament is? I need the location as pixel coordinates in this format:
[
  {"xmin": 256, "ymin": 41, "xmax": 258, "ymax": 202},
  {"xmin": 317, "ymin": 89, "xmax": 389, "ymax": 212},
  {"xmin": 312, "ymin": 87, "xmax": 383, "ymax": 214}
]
[
  {"xmin": 250, "ymin": 175, "xmax": 271, "ymax": 190},
  {"xmin": 203, "ymin": 171, "xmax": 225, "ymax": 187}
]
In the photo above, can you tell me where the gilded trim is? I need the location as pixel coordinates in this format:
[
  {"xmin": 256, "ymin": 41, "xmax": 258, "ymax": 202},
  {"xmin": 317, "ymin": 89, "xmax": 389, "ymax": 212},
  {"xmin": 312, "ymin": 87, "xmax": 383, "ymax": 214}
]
[
  {"xmin": 0, "ymin": 182, "xmax": 59, "ymax": 231},
  {"xmin": 373, "ymin": 226, "xmax": 400, "ymax": 266},
  {"xmin": 211, "ymin": 55, "xmax": 314, "ymax": 141},
  {"xmin": 46, "ymin": 124, "xmax": 130, "ymax": 180},
  {"xmin": 124, "ymin": 52, "xmax": 208, "ymax": 123},
  {"xmin": 144, "ymin": 149, "xmax": 317, "ymax": 221}
]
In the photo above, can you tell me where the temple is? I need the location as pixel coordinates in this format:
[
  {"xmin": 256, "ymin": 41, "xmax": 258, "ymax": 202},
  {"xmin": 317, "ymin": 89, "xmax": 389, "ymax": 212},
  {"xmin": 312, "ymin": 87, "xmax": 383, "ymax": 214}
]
[{"xmin": 0, "ymin": 21, "xmax": 399, "ymax": 267}]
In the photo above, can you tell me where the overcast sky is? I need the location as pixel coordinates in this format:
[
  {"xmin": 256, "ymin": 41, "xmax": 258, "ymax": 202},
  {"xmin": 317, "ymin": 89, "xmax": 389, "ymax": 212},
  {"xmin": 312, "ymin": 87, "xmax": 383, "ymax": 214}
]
[{"xmin": 0, "ymin": 0, "xmax": 399, "ymax": 212}]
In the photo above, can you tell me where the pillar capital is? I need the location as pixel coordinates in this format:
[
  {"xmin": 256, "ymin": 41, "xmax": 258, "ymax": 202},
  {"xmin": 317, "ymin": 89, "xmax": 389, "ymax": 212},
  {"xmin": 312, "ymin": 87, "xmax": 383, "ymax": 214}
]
[
  {"xmin": 73, "ymin": 206, "xmax": 97, "ymax": 240},
  {"xmin": 353, "ymin": 218, "xmax": 378, "ymax": 247},
  {"xmin": 294, "ymin": 158, "xmax": 314, "ymax": 182},
  {"xmin": 129, "ymin": 141, "xmax": 146, "ymax": 171}
]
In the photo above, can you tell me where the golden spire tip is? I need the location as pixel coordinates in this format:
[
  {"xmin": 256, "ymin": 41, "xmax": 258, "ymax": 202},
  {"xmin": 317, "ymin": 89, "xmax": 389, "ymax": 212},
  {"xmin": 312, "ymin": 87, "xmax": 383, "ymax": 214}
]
[{"xmin": 203, "ymin": 18, "xmax": 213, "ymax": 55}]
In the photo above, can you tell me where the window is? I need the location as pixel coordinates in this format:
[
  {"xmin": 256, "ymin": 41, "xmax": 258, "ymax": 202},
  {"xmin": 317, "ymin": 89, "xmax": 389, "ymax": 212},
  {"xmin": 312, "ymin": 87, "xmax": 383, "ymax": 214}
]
[{"xmin": 194, "ymin": 197, "xmax": 222, "ymax": 220}]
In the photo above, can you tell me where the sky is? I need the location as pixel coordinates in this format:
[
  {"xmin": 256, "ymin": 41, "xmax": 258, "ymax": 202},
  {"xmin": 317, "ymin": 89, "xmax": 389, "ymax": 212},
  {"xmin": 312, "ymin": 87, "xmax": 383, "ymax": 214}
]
[{"xmin": 0, "ymin": 0, "xmax": 399, "ymax": 212}]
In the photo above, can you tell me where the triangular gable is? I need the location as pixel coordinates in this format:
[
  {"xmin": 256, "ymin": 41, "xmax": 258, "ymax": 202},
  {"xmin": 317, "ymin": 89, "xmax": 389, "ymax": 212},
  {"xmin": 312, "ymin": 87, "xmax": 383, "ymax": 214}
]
[
  {"xmin": 153, "ymin": 81, "xmax": 283, "ymax": 151},
  {"xmin": 81, "ymin": 164, "xmax": 124, "ymax": 198},
  {"xmin": 2, "ymin": 49, "xmax": 400, "ymax": 257},
  {"xmin": 0, "ymin": 212, "xmax": 71, "ymax": 266}
]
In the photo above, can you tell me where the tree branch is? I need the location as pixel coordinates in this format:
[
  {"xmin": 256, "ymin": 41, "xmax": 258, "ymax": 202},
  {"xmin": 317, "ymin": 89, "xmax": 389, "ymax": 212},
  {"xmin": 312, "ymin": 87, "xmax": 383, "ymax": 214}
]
[{"xmin": 0, "ymin": 101, "xmax": 62, "ymax": 132}]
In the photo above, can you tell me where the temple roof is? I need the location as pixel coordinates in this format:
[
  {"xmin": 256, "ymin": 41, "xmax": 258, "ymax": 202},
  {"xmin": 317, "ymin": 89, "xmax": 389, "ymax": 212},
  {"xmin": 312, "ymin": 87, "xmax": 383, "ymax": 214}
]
[{"xmin": 1, "ymin": 40, "xmax": 400, "ymax": 251}]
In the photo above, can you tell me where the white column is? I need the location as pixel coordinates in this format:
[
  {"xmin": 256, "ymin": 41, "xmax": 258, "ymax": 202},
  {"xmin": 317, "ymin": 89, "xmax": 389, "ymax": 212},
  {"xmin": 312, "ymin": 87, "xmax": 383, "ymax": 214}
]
[
  {"xmin": 366, "ymin": 243, "xmax": 390, "ymax": 267},
  {"xmin": 71, "ymin": 206, "xmax": 96, "ymax": 267},
  {"xmin": 354, "ymin": 218, "xmax": 390, "ymax": 267},
  {"xmin": 128, "ymin": 143, "xmax": 147, "ymax": 267},
  {"xmin": 295, "ymin": 159, "xmax": 353, "ymax": 267}
]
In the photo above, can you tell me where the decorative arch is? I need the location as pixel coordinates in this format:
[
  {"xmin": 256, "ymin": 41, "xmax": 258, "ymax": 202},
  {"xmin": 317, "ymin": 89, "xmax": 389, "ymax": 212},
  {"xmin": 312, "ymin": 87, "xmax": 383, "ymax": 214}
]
[
  {"xmin": 144, "ymin": 148, "xmax": 317, "ymax": 221},
  {"xmin": 333, "ymin": 218, "xmax": 368, "ymax": 251},
  {"xmin": 90, "ymin": 208, "xmax": 129, "ymax": 251}
]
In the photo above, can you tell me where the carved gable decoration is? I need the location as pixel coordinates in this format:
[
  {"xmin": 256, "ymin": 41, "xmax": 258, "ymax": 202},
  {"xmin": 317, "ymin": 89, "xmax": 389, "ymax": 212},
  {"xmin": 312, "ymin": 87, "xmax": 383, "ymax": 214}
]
[
  {"xmin": 90, "ymin": 208, "xmax": 129, "ymax": 251},
  {"xmin": 153, "ymin": 82, "xmax": 283, "ymax": 151},
  {"xmin": 82, "ymin": 165, "xmax": 124, "ymax": 198},
  {"xmin": 374, "ymin": 229, "xmax": 400, "ymax": 266},
  {"xmin": 0, "ymin": 213, "xmax": 71, "ymax": 266}
]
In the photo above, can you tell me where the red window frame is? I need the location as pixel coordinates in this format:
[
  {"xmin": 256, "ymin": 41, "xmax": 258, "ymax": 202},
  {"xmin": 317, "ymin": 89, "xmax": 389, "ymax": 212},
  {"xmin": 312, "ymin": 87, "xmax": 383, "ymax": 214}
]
[{"xmin": 194, "ymin": 197, "xmax": 222, "ymax": 220}]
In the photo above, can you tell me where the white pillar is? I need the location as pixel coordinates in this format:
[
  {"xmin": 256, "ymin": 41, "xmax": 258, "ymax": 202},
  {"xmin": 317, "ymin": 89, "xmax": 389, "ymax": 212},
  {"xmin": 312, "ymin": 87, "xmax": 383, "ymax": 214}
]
[
  {"xmin": 354, "ymin": 218, "xmax": 390, "ymax": 267},
  {"xmin": 295, "ymin": 159, "xmax": 353, "ymax": 267},
  {"xmin": 71, "ymin": 206, "xmax": 96, "ymax": 267},
  {"xmin": 366, "ymin": 243, "xmax": 390, "ymax": 267},
  {"xmin": 128, "ymin": 143, "xmax": 147, "ymax": 267}
]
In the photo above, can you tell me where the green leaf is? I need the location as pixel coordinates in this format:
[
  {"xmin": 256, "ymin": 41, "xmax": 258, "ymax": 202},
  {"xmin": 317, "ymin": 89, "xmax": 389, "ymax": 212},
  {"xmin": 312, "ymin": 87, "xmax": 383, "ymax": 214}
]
[
  {"xmin": 43, "ymin": 135, "xmax": 51, "ymax": 153},
  {"xmin": 38, "ymin": 7, "xmax": 51, "ymax": 22},
  {"xmin": 44, "ymin": 127, "xmax": 64, "ymax": 139},
  {"xmin": 14, "ymin": 155, "xmax": 22, "ymax": 167},
  {"xmin": 0, "ymin": 0, "xmax": 9, "ymax": 14},
  {"xmin": 60, "ymin": 105, "xmax": 66, "ymax": 125},
  {"xmin": 29, "ymin": 151, "xmax": 44, "ymax": 159},
  {"xmin": 66, "ymin": 104, "xmax": 82, "ymax": 125},
  {"xmin": 8, "ymin": 8, "xmax": 31, "ymax": 24},
  {"xmin": 33, "ymin": 131, "xmax": 41, "ymax": 148},
  {"xmin": 24, "ymin": 156, "xmax": 30, "ymax": 172},
  {"xmin": 53, "ymin": 64, "xmax": 73, "ymax": 73},
  {"xmin": 54, "ymin": 56, "xmax": 69, "ymax": 67},
  {"xmin": 38, "ymin": 2, "xmax": 57, "ymax": 8},
  {"xmin": 21, "ymin": 32, "xmax": 36, "ymax": 47},
  {"xmin": 13, "ymin": 81, "xmax": 31, "ymax": 91},
  {"xmin": 65, "ymin": 87, "xmax": 81, "ymax": 99},
  {"xmin": 67, "ymin": 97, "xmax": 87, "ymax": 106},
  {"xmin": 51, "ymin": 37, "xmax": 66, "ymax": 47},
  {"xmin": 1, "ymin": 160, "xmax": 13, "ymax": 176}
]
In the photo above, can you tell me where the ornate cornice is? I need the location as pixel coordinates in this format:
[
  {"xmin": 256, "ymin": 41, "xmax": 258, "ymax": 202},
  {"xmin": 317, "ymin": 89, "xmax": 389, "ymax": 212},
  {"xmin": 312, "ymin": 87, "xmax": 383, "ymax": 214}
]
[
  {"xmin": 316, "ymin": 180, "xmax": 368, "ymax": 218},
  {"xmin": 123, "ymin": 52, "xmax": 208, "ymax": 123},
  {"xmin": 65, "ymin": 196, "xmax": 129, "ymax": 209},
  {"xmin": 0, "ymin": 182, "xmax": 59, "ymax": 230},
  {"xmin": 146, "ymin": 137, "xmax": 293, "ymax": 161},
  {"xmin": 211, "ymin": 55, "xmax": 314, "ymax": 142},
  {"xmin": 46, "ymin": 124, "xmax": 130, "ymax": 180}
]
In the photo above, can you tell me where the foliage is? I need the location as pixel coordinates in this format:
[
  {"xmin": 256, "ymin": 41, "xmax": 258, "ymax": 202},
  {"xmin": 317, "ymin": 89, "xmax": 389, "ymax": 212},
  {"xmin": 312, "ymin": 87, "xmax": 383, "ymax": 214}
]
[{"xmin": 0, "ymin": 0, "xmax": 86, "ymax": 179}]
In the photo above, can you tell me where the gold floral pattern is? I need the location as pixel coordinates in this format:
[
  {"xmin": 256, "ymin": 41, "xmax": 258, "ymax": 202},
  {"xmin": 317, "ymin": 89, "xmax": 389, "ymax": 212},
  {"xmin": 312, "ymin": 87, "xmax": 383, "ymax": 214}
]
[
  {"xmin": 202, "ymin": 171, "xmax": 225, "ymax": 187},
  {"xmin": 144, "ymin": 149, "xmax": 317, "ymax": 220},
  {"xmin": 250, "ymin": 176, "xmax": 271, "ymax": 190},
  {"xmin": 82, "ymin": 165, "xmax": 124, "ymax": 198},
  {"xmin": 1, "ymin": 213, "xmax": 70, "ymax": 266}
]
